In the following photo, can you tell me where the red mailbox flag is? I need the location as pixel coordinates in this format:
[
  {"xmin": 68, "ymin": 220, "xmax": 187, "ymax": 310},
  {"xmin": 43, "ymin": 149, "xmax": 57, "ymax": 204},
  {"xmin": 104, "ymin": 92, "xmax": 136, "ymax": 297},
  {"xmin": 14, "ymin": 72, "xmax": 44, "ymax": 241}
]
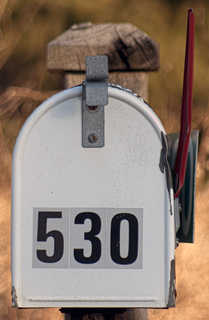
[{"xmin": 174, "ymin": 9, "xmax": 195, "ymax": 198}]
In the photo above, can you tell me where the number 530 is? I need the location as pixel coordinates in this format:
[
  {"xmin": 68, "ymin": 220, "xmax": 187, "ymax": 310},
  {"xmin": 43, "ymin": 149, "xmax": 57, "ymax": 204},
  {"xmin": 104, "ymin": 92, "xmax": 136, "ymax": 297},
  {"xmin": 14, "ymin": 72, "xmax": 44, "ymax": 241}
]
[{"xmin": 34, "ymin": 209, "xmax": 142, "ymax": 268}]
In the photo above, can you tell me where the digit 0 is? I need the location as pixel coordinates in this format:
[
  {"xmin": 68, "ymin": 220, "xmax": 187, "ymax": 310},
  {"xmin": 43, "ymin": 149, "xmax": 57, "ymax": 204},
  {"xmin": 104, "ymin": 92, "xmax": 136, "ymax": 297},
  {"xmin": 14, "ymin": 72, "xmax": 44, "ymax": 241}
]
[{"xmin": 111, "ymin": 213, "xmax": 138, "ymax": 265}]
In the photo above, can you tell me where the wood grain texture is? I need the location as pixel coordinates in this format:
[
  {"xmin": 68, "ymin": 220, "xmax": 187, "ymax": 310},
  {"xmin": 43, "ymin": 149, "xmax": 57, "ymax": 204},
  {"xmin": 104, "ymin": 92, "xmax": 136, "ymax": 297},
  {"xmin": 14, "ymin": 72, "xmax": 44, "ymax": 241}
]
[
  {"xmin": 64, "ymin": 72, "xmax": 149, "ymax": 100},
  {"xmin": 47, "ymin": 23, "xmax": 159, "ymax": 72}
]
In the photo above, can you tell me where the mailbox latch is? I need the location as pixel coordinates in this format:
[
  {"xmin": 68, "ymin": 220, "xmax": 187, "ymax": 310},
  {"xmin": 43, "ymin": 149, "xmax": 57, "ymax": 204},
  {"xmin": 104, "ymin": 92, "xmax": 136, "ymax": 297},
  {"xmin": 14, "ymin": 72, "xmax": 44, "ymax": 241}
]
[{"xmin": 82, "ymin": 55, "xmax": 108, "ymax": 148}]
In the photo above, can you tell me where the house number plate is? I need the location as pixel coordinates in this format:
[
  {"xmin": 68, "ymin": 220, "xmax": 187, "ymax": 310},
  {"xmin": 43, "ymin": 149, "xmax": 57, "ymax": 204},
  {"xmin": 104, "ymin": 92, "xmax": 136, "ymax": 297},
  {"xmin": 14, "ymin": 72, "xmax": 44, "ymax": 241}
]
[{"xmin": 33, "ymin": 208, "xmax": 143, "ymax": 269}]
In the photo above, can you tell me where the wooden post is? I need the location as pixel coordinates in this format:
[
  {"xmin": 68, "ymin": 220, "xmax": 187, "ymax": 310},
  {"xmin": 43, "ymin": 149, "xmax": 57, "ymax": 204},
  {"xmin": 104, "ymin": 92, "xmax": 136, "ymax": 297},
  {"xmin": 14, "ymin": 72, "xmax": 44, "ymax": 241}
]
[
  {"xmin": 47, "ymin": 22, "xmax": 159, "ymax": 101},
  {"xmin": 48, "ymin": 22, "xmax": 159, "ymax": 320},
  {"xmin": 61, "ymin": 309, "xmax": 148, "ymax": 320}
]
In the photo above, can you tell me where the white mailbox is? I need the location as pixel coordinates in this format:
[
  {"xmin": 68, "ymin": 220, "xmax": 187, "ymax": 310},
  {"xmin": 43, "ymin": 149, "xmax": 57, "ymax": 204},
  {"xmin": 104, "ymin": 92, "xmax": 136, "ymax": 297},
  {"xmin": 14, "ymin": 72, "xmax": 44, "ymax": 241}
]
[{"xmin": 11, "ymin": 71, "xmax": 176, "ymax": 308}]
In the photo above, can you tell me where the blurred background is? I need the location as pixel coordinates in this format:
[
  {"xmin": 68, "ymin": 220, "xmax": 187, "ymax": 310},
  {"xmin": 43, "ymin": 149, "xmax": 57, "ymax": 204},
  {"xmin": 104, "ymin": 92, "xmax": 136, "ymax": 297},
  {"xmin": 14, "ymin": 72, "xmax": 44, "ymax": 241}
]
[
  {"xmin": 0, "ymin": 0, "xmax": 209, "ymax": 319},
  {"xmin": 0, "ymin": 0, "xmax": 208, "ymax": 149}
]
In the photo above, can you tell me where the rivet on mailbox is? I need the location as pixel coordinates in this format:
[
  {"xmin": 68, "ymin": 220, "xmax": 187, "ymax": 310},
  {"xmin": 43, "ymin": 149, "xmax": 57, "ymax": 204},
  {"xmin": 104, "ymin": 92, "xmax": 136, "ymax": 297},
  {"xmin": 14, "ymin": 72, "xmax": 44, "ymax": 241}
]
[{"xmin": 11, "ymin": 9, "xmax": 198, "ymax": 311}]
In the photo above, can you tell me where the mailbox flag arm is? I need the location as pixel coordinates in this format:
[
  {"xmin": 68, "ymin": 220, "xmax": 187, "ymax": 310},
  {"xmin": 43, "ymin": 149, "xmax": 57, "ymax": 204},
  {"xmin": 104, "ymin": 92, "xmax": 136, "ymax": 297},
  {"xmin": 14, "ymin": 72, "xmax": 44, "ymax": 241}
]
[{"xmin": 173, "ymin": 9, "xmax": 194, "ymax": 198}]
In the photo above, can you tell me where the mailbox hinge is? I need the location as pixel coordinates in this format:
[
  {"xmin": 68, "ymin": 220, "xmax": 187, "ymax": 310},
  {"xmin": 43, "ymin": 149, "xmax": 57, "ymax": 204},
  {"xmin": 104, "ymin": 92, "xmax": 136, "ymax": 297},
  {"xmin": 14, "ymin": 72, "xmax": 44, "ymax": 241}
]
[{"xmin": 82, "ymin": 55, "xmax": 108, "ymax": 148}]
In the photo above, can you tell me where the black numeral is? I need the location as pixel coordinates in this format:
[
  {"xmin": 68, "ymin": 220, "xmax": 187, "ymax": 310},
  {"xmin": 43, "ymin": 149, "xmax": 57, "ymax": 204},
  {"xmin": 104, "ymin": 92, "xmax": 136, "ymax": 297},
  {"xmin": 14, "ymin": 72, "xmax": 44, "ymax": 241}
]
[
  {"xmin": 37, "ymin": 211, "xmax": 64, "ymax": 263},
  {"xmin": 35, "ymin": 210, "xmax": 140, "ymax": 266},
  {"xmin": 74, "ymin": 212, "xmax": 101, "ymax": 264},
  {"xmin": 111, "ymin": 213, "xmax": 138, "ymax": 265}
]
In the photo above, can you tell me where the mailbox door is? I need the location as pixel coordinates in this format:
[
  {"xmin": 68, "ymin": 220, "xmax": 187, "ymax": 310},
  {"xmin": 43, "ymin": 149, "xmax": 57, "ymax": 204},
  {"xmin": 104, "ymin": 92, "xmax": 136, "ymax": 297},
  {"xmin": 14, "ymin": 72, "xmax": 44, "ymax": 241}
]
[{"xmin": 12, "ymin": 85, "xmax": 175, "ymax": 308}]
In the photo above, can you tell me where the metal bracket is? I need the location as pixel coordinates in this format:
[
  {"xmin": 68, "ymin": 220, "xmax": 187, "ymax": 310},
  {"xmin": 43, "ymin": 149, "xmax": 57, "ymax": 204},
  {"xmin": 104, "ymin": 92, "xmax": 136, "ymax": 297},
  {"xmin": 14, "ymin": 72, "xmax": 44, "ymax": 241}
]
[
  {"xmin": 167, "ymin": 130, "xmax": 199, "ymax": 243},
  {"xmin": 82, "ymin": 55, "xmax": 108, "ymax": 148}
]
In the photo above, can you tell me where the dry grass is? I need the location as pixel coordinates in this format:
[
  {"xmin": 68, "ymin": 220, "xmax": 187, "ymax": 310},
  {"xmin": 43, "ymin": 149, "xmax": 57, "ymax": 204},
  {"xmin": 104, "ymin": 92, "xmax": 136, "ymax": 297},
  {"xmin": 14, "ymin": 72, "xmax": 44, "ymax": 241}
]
[{"xmin": 0, "ymin": 0, "xmax": 209, "ymax": 319}]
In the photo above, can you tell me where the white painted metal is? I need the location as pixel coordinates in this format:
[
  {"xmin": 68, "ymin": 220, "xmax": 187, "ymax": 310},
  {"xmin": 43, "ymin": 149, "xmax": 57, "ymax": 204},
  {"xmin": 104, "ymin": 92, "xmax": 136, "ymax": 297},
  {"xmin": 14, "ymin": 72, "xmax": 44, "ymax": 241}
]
[{"xmin": 11, "ymin": 85, "xmax": 175, "ymax": 308}]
